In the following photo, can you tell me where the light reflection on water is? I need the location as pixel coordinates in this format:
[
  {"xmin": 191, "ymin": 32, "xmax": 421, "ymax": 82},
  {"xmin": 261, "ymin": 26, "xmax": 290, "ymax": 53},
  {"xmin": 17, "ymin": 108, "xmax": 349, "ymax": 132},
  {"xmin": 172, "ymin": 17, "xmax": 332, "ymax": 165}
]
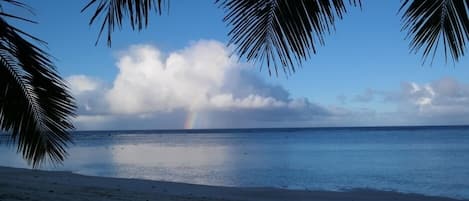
[{"xmin": 1, "ymin": 128, "xmax": 469, "ymax": 199}]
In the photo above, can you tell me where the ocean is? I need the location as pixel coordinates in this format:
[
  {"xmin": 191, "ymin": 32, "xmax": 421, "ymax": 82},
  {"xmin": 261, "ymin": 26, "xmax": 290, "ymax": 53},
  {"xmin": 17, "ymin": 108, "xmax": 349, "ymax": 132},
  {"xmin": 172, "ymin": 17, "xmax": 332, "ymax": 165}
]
[{"xmin": 1, "ymin": 126, "xmax": 469, "ymax": 199}]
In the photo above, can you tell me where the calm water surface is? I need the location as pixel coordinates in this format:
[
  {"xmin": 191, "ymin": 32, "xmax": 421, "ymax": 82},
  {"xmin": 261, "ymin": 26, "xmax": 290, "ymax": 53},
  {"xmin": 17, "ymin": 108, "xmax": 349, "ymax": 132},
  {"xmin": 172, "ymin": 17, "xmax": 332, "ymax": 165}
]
[{"xmin": 1, "ymin": 127, "xmax": 469, "ymax": 199}]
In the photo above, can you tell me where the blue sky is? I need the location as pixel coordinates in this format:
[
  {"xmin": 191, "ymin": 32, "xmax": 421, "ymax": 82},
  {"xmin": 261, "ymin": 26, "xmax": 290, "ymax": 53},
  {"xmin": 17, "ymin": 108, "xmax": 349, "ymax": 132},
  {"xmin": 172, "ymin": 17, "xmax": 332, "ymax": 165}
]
[{"xmin": 7, "ymin": 1, "xmax": 469, "ymax": 129}]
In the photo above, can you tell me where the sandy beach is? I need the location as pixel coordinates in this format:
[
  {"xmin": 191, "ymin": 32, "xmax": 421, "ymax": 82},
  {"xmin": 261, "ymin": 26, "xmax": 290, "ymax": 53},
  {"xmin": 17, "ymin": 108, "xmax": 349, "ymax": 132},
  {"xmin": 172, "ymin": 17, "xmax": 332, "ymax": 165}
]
[{"xmin": 0, "ymin": 166, "xmax": 465, "ymax": 201}]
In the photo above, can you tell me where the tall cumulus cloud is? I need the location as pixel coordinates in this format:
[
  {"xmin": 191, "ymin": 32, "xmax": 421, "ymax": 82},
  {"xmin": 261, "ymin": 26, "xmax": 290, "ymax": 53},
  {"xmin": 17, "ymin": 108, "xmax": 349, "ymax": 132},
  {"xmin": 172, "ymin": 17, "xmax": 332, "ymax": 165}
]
[{"xmin": 68, "ymin": 40, "xmax": 331, "ymax": 130}]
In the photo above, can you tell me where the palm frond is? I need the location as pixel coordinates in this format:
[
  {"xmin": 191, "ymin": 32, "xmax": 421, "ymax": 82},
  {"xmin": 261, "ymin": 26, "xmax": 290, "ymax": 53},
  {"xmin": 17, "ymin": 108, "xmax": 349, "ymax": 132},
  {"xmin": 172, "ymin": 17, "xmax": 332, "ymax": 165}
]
[
  {"xmin": 81, "ymin": 0, "xmax": 167, "ymax": 46},
  {"xmin": 400, "ymin": 0, "xmax": 469, "ymax": 63},
  {"xmin": 0, "ymin": 0, "xmax": 34, "ymax": 14},
  {"xmin": 217, "ymin": 0, "xmax": 360, "ymax": 76},
  {"xmin": 0, "ymin": 16, "xmax": 76, "ymax": 167},
  {"xmin": 0, "ymin": 12, "xmax": 37, "ymax": 23}
]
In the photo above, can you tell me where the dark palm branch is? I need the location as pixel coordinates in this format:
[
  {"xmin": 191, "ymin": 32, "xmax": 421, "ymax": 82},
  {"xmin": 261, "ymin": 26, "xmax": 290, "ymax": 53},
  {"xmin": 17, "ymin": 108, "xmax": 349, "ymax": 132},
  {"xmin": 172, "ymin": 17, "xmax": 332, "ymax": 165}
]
[
  {"xmin": 81, "ymin": 0, "xmax": 167, "ymax": 46},
  {"xmin": 400, "ymin": 0, "xmax": 469, "ymax": 63},
  {"xmin": 0, "ymin": 2, "xmax": 76, "ymax": 167},
  {"xmin": 216, "ymin": 0, "xmax": 361, "ymax": 76}
]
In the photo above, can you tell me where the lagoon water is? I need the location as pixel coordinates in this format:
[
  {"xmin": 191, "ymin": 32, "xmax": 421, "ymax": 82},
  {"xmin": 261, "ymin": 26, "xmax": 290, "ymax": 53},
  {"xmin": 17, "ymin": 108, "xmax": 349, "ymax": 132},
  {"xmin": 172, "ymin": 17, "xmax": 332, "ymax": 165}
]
[{"xmin": 1, "ymin": 126, "xmax": 469, "ymax": 199}]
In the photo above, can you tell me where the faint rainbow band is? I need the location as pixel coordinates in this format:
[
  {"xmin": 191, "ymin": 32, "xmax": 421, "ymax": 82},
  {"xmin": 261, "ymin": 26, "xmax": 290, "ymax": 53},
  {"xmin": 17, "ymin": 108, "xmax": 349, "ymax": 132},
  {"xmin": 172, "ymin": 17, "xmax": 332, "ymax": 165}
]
[{"xmin": 184, "ymin": 111, "xmax": 198, "ymax": 129}]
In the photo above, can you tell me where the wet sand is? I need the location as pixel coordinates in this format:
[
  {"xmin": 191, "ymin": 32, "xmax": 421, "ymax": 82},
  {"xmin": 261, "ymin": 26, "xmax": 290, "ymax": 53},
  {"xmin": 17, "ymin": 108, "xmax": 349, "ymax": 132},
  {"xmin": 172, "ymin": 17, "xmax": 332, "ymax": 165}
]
[{"xmin": 0, "ymin": 166, "xmax": 465, "ymax": 201}]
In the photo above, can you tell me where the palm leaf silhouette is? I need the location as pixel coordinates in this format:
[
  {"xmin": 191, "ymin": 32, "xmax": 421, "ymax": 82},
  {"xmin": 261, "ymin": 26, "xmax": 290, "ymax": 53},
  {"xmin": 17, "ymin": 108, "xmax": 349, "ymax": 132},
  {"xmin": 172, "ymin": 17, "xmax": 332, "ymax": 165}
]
[
  {"xmin": 400, "ymin": 0, "xmax": 469, "ymax": 64},
  {"xmin": 83, "ymin": 0, "xmax": 468, "ymax": 74},
  {"xmin": 82, "ymin": 0, "xmax": 167, "ymax": 46},
  {"xmin": 216, "ymin": 0, "xmax": 361, "ymax": 76},
  {"xmin": 0, "ymin": 1, "xmax": 76, "ymax": 167}
]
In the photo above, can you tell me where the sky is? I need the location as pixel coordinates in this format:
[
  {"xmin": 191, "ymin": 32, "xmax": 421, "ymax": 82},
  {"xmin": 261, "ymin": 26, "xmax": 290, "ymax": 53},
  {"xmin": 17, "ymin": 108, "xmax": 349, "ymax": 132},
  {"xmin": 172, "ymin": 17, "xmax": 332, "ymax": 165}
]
[{"xmin": 6, "ymin": 1, "xmax": 469, "ymax": 130}]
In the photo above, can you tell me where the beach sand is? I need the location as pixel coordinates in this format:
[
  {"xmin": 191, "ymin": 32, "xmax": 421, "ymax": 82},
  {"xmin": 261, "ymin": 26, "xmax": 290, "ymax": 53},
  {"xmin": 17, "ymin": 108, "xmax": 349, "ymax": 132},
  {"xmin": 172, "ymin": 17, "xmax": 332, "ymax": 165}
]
[{"xmin": 0, "ymin": 166, "xmax": 464, "ymax": 201}]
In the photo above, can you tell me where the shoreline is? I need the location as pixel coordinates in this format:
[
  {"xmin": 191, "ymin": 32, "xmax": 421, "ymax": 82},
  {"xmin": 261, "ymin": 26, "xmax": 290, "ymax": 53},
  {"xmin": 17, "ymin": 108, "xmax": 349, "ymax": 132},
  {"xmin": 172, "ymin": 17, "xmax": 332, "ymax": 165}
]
[{"xmin": 0, "ymin": 166, "xmax": 466, "ymax": 201}]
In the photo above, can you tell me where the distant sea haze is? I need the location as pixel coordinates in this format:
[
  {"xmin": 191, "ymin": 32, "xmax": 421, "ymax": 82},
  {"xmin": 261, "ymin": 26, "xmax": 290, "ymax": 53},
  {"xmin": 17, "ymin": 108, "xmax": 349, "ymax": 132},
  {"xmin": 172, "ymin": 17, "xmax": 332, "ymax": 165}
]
[
  {"xmin": 1, "ymin": 126, "xmax": 469, "ymax": 199},
  {"xmin": 72, "ymin": 124, "xmax": 469, "ymax": 134}
]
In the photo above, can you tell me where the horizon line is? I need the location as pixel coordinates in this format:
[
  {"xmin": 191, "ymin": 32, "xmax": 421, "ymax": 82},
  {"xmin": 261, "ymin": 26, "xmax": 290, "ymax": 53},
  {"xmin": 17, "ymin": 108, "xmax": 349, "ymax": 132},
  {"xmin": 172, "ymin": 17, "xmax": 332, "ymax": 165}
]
[{"xmin": 72, "ymin": 124, "xmax": 469, "ymax": 133}]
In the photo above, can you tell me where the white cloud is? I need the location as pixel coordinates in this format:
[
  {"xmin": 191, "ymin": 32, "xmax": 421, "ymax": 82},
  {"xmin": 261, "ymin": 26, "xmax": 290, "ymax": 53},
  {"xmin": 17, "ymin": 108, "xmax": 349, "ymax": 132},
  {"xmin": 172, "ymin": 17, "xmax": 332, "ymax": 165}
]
[
  {"xmin": 68, "ymin": 40, "xmax": 330, "ymax": 129},
  {"xmin": 399, "ymin": 78, "xmax": 469, "ymax": 119},
  {"xmin": 318, "ymin": 77, "xmax": 469, "ymax": 126},
  {"xmin": 67, "ymin": 75, "xmax": 109, "ymax": 114},
  {"xmin": 106, "ymin": 41, "xmax": 233, "ymax": 114},
  {"xmin": 104, "ymin": 40, "xmax": 309, "ymax": 115},
  {"xmin": 346, "ymin": 77, "xmax": 469, "ymax": 125},
  {"xmin": 67, "ymin": 75, "xmax": 100, "ymax": 95},
  {"xmin": 67, "ymin": 40, "xmax": 469, "ymax": 130}
]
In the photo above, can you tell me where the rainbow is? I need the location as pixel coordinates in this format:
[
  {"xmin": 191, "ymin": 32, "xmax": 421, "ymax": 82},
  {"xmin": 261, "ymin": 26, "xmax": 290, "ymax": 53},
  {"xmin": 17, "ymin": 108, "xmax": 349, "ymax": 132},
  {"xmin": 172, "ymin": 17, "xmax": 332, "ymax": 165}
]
[{"xmin": 184, "ymin": 111, "xmax": 198, "ymax": 129}]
